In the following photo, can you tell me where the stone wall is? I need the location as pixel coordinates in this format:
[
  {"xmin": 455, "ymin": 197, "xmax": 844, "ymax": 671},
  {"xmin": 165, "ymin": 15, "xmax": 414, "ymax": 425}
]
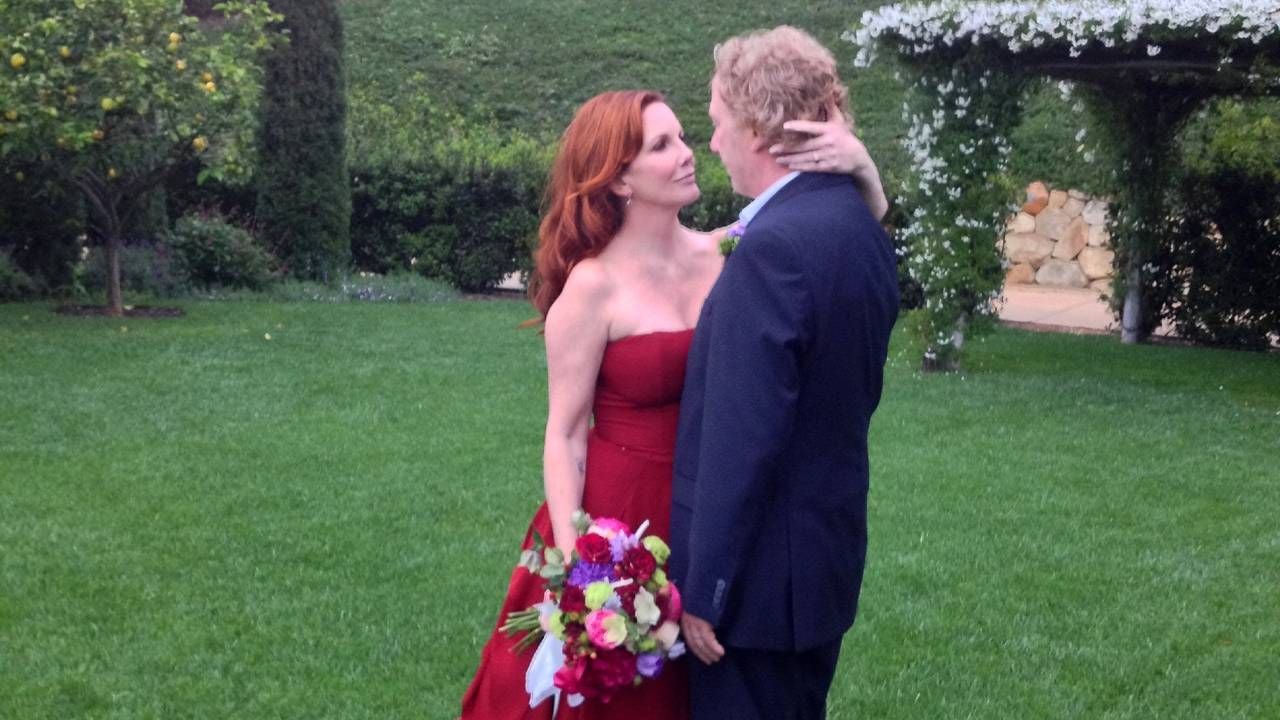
[{"xmin": 1002, "ymin": 181, "xmax": 1115, "ymax": 294}]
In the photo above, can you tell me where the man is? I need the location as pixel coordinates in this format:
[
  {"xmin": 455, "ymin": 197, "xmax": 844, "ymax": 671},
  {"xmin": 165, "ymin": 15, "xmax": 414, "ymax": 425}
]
[{"xmin": 668, "ymin": 26, "xmax": 900, "ymax": 719}]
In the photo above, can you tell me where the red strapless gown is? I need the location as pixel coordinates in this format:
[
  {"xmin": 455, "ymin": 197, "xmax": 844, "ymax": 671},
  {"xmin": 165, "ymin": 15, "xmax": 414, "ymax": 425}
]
[{"xmin": 459, "ymin": 329, "xmax": 694, "ymax": 720}]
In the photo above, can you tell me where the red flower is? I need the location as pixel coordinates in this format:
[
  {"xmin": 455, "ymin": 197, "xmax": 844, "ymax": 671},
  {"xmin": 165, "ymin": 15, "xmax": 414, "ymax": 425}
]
[
  {"xmin": 576, "ymin": 533, "xmax": 612, "ymax": 563},
  {"xmin": 560, "ymin": 585, "xmax": 587, "ymax": 614},
  {"xmin": 594, "ymin": 646, "xmax": 640, "ymax": 698},
  {"xmin": 555, "ymin": 646, "xmax": 639, "ymax": 702},
  {"xmin": 621, "ymin": 547, "xmax": 657, "ymax": 584},
  {"xmin": 614, "ymin": 582, "xmax": 639, "ymax": 616},
  {"xmin": 554, "ymin": 658, "xmax": 590, "ymax": 695}
]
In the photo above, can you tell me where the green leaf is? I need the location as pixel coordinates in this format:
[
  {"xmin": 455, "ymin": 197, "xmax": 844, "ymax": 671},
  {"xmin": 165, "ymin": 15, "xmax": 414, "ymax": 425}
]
[{"xmin": 543, "ymin": 547, "xmax": 564, "ymax": 566}]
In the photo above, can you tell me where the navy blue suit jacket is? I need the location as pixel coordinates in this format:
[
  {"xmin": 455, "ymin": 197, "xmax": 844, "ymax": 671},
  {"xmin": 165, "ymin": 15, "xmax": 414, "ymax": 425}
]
[{"xmin": 669, "ymin": 172, "xmax": 899, "ymax": 652}]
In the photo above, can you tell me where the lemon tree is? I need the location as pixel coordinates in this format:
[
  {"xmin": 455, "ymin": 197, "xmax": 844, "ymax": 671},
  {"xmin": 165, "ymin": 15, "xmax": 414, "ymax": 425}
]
[{"xmin": 0, "ymin": 0, "xmax": 281, "ymax": 314}]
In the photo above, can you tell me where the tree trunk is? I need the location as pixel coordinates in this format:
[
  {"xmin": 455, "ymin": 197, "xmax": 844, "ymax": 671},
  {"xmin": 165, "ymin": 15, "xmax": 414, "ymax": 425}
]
[
  {"xmin": 105, "ymin": 233, "xmax": 124, "ymax": 316},
  {"xmin": 1121, "ymin": 261, "xmax": 1143, "ymax": 344},
  {"xmin": 1100, "ymin": 90, "xmax": 1202, "ymax": 346},
  {"xmin": 922, "ymin": 314, "xmax": 968, "ymax": 373},
  {"xmin": 70, "ymin": 173, "xmax": 128, "ymax": 316},
  {"xmin": 951, "ymin": 313, "xmax": 969, "ymax": 353}
]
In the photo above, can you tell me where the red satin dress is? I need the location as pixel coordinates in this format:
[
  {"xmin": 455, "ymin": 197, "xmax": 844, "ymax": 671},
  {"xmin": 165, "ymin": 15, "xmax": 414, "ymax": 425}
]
[{"xmin": 460, "ymin": 329, "xmax": 694, "ymax": 720}]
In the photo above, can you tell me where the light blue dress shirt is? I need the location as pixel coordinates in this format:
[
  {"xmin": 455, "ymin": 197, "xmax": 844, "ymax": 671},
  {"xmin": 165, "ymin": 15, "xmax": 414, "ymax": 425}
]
[{"xmin": 738, "ymin": 171, "xmax": 801, "ymax": 226}]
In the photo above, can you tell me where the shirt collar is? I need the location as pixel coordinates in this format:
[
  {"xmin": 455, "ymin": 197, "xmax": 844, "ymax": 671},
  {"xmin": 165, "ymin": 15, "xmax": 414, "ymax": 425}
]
[{"xmin": 738, "ymin": 171, "xmax": 800, "ymax": 226}]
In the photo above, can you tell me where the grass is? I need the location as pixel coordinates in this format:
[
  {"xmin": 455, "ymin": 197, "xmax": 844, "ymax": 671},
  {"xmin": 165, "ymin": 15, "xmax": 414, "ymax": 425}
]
[
  {"xmin": 2, "ymin": 299, "xmax": 1278, "ymax": 718},
  {"xmin": 338, "ymin": 0, "xmax": 1113, "ymax": 211},
  {"xmin": 340, "ymin": 0, "xmax": 915, "ymax": 181}
]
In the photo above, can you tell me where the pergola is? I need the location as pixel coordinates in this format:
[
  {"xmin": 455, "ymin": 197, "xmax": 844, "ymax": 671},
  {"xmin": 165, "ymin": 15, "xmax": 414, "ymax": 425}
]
[{"xmin": 847, "ymin": 1, "xmax": 1280, "ymax": 363}]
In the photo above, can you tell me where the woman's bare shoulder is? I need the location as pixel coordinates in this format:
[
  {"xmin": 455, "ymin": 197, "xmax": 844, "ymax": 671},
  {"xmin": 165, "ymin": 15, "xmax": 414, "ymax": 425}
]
[
  {"xmin": 561, "ymin": 256, "xmax": 613, "ymax": 298},
  {"xmin": 546, "ymin": 257, "xmax": 614, "ymax": 331}
]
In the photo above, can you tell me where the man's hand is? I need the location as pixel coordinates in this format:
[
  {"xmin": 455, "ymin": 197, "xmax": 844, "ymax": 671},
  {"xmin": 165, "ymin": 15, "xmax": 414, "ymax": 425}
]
[{"xmin": 681, "ymin": 611, "xmax": 726, "ymax": 665}]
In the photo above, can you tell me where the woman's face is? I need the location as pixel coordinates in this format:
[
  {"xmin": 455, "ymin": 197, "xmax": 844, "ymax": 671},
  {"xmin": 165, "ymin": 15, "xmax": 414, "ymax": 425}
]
[{"xmin": 619, "ymin": 102, "xmax": 700, "ymax": 209}]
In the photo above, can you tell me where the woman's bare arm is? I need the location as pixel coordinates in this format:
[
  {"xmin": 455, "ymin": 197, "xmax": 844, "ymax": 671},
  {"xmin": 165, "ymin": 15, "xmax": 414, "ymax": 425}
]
[{"xmin": 541, "ymin": 261, "xmax": 612, "ymax": 557}]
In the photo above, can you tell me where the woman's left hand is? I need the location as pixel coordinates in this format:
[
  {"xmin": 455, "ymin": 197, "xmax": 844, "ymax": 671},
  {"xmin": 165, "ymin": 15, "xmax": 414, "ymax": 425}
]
[{"xmin": 770, "ymin": 113, "xmax": 889, "ymax": 221}]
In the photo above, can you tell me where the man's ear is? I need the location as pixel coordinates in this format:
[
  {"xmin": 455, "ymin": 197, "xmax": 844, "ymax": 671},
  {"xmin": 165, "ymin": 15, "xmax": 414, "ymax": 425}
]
[{"xmin": 749, "ymin": 130, "xmax": 770, "ymax": 154}]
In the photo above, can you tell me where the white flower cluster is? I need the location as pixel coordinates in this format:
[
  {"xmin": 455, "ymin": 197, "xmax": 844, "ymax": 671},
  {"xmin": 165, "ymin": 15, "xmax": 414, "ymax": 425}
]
[
  {"xmin": 846, "ymin": 0, "xmax": 1280, "ymax": 66},
  {"xmin": 899, "ymin": 61, "xmax": 1022, "ymax": 343}
]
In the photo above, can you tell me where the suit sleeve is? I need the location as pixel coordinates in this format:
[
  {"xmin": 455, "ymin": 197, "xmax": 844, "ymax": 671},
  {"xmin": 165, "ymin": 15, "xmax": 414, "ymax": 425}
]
[{"xmin": 682, "ymin": 228, "xmax": 812, "ymax": 626}]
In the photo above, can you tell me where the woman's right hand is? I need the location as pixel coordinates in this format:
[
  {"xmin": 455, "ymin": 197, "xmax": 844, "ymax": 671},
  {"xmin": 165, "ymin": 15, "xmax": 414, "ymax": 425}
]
[{"xmin": 555, "ymin": 535, "xmax": 577, "ymax": 561}]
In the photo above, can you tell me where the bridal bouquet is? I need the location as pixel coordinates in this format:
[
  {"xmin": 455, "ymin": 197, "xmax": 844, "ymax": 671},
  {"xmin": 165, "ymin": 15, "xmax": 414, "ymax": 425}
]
[{"xmin": 503, "ymin": 511, "xmax": 685, "ymax": 708}]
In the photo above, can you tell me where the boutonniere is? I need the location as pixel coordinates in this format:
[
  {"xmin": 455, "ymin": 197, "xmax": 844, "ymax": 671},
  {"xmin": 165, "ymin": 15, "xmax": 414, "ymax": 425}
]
[{"xmin": 719, "ymin": 222, "xmax": 745, "ymax": 257}]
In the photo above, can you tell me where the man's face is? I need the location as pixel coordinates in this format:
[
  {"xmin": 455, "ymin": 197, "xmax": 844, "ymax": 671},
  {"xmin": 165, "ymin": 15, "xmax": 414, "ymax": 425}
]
[{"xmin": 708, "ymin": 79, "xmax": 757, "ymax": 197}]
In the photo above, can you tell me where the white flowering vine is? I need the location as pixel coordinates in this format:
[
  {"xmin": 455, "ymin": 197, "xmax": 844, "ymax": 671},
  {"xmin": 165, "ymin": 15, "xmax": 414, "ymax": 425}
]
[
  {"xmin": 846, "ymin": 1, "xmax": 1280, "ymax": 359},
  {"xmin": 847, "ymin": 1, "xmax": 1280, "ymax": 71}
]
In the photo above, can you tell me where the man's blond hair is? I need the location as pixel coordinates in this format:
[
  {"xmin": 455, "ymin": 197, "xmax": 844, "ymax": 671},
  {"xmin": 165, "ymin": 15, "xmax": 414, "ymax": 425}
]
[{"xmin": 712, "ymin": 26, "xmax": 850, "ymax": 147}]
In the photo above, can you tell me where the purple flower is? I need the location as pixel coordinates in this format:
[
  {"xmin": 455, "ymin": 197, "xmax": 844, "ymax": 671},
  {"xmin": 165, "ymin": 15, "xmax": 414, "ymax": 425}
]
[
  {"xmin": 567, "ymin": 561, "xmax": 615, "ymax": 588},
  {"xmin": 609, "ymin": 532, "xmax": 629, "ymax": 561},
  {"xmin": 636, "ymin": 652, "xmax": 664, "ymax": 678},
  {"xmin": 720, "ymin": 222, "xmax": 747, "ymax": 257}
]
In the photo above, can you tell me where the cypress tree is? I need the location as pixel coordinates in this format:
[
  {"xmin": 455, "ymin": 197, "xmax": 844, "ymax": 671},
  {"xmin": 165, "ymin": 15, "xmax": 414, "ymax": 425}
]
[{"xmin": 257, "ymin": 0, "xmax": 350, "ymax": 280}]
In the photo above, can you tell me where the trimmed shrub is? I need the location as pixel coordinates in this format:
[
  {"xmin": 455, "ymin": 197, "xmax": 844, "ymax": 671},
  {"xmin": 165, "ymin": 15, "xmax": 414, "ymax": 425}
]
[
  {"xmin": 0, "ymin": 250, "xmax": 37, "ymax": 300},
  {"xmin": 164, "ymin": 158, "xmax": 259, "ymax": 224},
  {"xmin": 350, "ymin": 127, "xmax": 549, "ymax": 292},
  {"xmin": 1149, "ymin": 100, "xmax": 1280, "ymax": 349},
  {"xmin": 167, "ymin": 212, "xmax": 277, "ymax": 290},
  {"xmin": 257, "ymin": 0, "xmax": 351, "ymax": 280},
  {"xmin": 0, "ymin": 163, "xmax": 83, "ymax": 293},
  {"xmin": 679, "ymin": 154, "xmax": 739, "ymax": 232}
]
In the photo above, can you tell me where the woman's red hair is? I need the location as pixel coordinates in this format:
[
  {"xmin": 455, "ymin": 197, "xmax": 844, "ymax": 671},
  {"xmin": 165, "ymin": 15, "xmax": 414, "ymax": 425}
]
[{"xmin": 528, "ymin": 90, "xmax": 665, "ymax": 321}]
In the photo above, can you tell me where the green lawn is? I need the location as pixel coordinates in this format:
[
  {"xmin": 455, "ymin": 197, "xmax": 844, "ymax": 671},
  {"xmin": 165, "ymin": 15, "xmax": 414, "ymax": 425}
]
[
  {"xmin": 339, "ymin": 0, "xmax": 1111, "ymax": 217},
  {"xmin": 341, "ymin": 0, "xmax": 914, "ymax": 179},
  {"xmin": 2, "ymin": 300, "xmax": 1278, "ymax": 718}
]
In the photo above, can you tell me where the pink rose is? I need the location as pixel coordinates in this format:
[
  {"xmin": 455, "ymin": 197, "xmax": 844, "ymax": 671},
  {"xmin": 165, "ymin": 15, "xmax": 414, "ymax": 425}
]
[
  {"xmin": 585, "ymin": 609, "xmax": 628, "ymax": 649},
  {"xmin": 656, "ymin": 582, "xmax": 682, "ymax": 623},
  {"xmin": 588, "ymin": 517, "xmax": 631, "ymax": 539}
]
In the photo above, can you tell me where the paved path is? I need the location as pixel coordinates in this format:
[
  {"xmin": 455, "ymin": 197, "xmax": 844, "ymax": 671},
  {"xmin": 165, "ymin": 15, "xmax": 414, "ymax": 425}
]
[
  {"xmin": 997, "ymin": 284, "xmax": 1179, "ymax": 337},
  {"xmin": 996, "ymin": 284, "xmax": 1117, "ymax": 334}
]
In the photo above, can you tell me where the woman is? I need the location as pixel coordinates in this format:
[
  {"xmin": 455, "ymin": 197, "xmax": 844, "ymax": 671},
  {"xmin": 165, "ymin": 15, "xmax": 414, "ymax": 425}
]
[{"xmin": 459, "ymin": 90, "xmax": 887, "ymax": 720}]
